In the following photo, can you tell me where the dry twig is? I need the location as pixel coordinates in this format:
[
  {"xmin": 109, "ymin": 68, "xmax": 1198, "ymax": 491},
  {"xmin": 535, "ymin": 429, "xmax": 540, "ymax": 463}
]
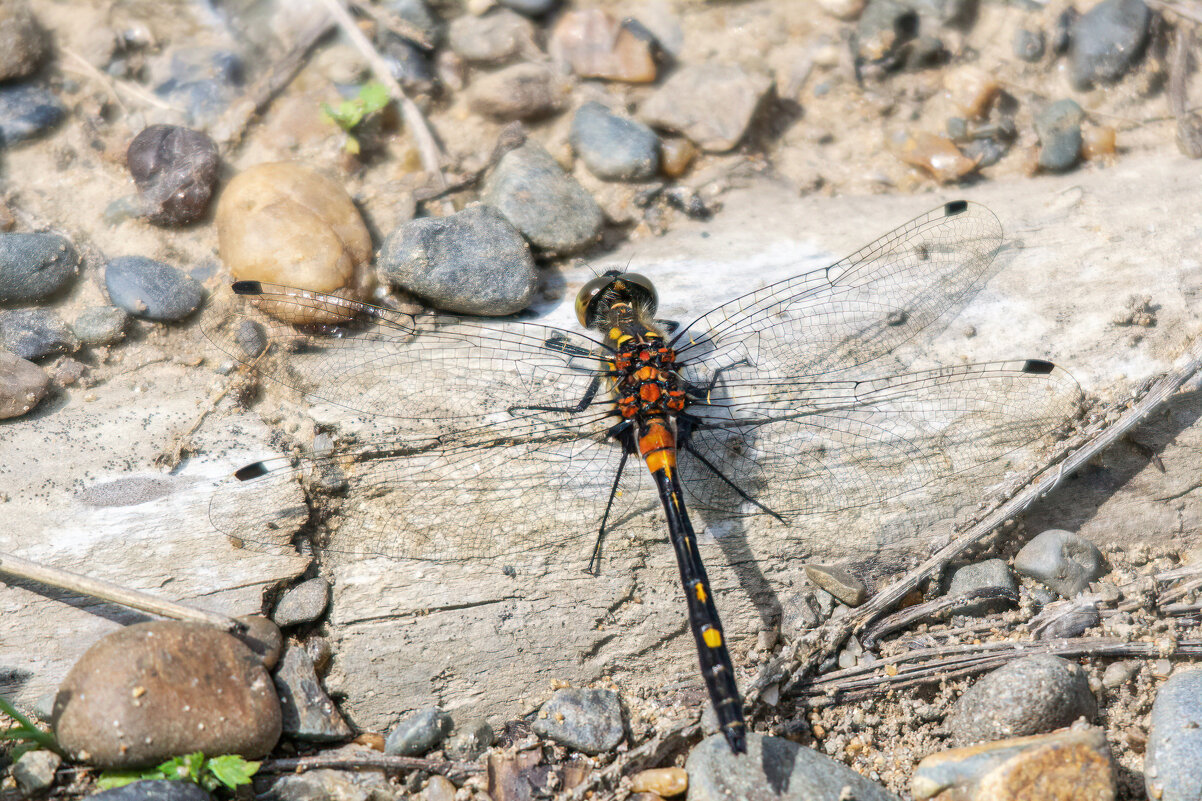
[{"xmin": 259, "ymin": 752, "xmax": 482, "ymax": 781}]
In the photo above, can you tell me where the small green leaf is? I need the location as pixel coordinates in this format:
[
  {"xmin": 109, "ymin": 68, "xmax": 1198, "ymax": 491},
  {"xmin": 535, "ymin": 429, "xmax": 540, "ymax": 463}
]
[
  {"xmin": 358, "ymin": 82, "xmax": 390, "ymax": 114},
  {"xmin": 344, "ymin": 134, "xmax": 361, "ymax": 155},
  {"xmin": 97, "ymin": 770, "xmax": 152, "ymax": 790},
  {"xmin": 206, "ymin": 755, "xmax": 260, "ymax": 790}
]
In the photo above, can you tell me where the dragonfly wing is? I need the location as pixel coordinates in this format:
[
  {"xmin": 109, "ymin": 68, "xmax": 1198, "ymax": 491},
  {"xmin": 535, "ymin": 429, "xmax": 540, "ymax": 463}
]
[
  {"xmin": 670, "ymin": 201, "xmax": 1003, "ymax": 383},
  {"xmin": 678, "ymin": 361, "xmax": 1080, "ymax": 519},
  {"xmin": 211, "ymin": 416, "xmax": 655, "ymax": 564},
  {"xmin": 202, "ymin": 282, "xmax": 615, "ymax": 441}
]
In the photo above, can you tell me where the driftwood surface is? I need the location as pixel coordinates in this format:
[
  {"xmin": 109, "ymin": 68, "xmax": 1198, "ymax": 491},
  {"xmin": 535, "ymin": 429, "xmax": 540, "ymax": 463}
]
[{"xmin": 4, "ymin": 155, "xmax": 1202, "ymax": 734}]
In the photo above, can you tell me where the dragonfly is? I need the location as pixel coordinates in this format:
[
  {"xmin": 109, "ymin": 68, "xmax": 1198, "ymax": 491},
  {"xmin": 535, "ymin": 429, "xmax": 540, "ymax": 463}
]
[{"xmin": 203, "ymin": 200, "xmax": 1080, "ymax": 755}]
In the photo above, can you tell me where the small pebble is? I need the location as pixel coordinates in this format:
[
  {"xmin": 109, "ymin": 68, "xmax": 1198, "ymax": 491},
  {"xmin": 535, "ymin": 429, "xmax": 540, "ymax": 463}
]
[
  {"xmin": 1052, "ymin": 7, "xmax": 1078, "ymax": 55},
  {"xmin": 385, "ymin": 707, "xmax": 453, "ymax": 756},
  {"xmin": 911, "ymin": 726, "xmax": 1115, "ymax": 801},
  {"xmin": 0, "ymin": 83, "xmax": 64, "ymax": 144},
  {"xmin": 380, "ymin": 204, "xmax": 536, "ymax": 315},
  {"xmin": 0, "ymin": 1, "xmax": 47, "ymax": 80},
  {"xmin": 805, "ymin": 563, "xmax": 868, "ymax": 607},
  {"xmin": 482, "ymin": 141, "xmax": 603, "ymax": 255},
  {"xmin": 90, "ymin": 780, "xmax": 213, "ymax": 801},
  {"xmin": 944, "ymin": 558, "xmax": 1017, "ymax": 616},
  {"xmin": 1146, "ymin": 669, "xmax": 1202, "ymax": 801},
  {"xmin": 1082, "ymin": 124, "xmax": 1118, "ymax": 160},
  {"xmin": 1102, "ymin": 661, "xmax": 1138, "ymax": 689},
  {"xmin": 268, "ymin": 770, "xmax": 393, "ymax": 801},
  {"xmin": 385, "ymin": 0, "xmax": 443, "ymax": 45},
  {"xmin": 126, "ymin": 125, "xmax": 220, "ymax": 226},
  {"xmin": 1152, "ymin": 659, "xmax": 1174, "ymax": 679},
  {"xmin": 497, "ymin": 0, "xmax": 558, "ymax": 15},
  {"xmin": 0, "ymin": 349, "xmax": 48, "ymax": 418},
  {"xmin": 943, "ymin": 66, "xmax": 999, "ymax": 119},
  {"xmin": 1014, "ymin": 528, "xmax": 1106, "ymax": 597},
  {"xmin": 233, "ymin": 614, "xmax": 284, "ymax": 670},
  {"xmin": 549, "ymin": 9, "xmax": 657, "ymax": 83},
  {"xmin": 1032, "ymin": 599, "xmax": 1100, "ymax": 639},
  {"xmin": 468, "ymin": 62, "xmax": 570, "ymax": 121},
  {"xmin": 630, "ymin": 767, "xmax": 687, "ymax": 797},
  {"xmin": 154, "ymin": 47, "xmax": 244, "ymax": 127},
  {"xmin": 0, "ymin": 232, "xmax": 79, "ymax": 304},
  {"xmin": 659, "ymin": 137, "xmax": 696, "ymax": 178},
  {"xmin": 272, "ymin": 577, "xmax": 330, "ymax": 627},
  {"xmin": 216, "ymin": 162, "xmax": 374, "ymax": 324},
  {"xmin": 533, "ymin": 688, "xmax": 625, "ymax": 754},
  {"xmin": 687, "ymin": 733, "xmax": 898, "ymax": 801},
  {"xmin": 0, "ymin": 309, "xmax": 77, "ymax": 360},
  {"xmin": 779, "ymin": 592, "xmax": 821, "ymax": 638},
  {"xmin": 570, "ymin": 102, "xmax": 660, "ymax": 182},
  {"xmin": 1033, "ymin": 99, "xmax": 1085, "ymax": 172},
  {"xmin": 444, "ymin": 717, "xmax": 495, "ymax": 761},
  {"xmin": 105, "ymin": 256, "xmax": 204, "ymax": 321},
  {"xmin": 960, "ymin": 136, "xmax": 1009, "ymax": 169},
  {"xmin": 639, "ymin": 64, "xmax": 771, "ymax": 152},
  {"xmin": 855, "ymin": 0, "xmax": 920, "ymax": 73},
  {"xmin": 422, "ymin": 775, "xmax": 457, "ymax": 801},
  {"xmin": 382, "ymin": 35, "xmax": 435, "ymax": 92},
  {"xmin": 235, "ymin": 319, "xmax": 267, "ymax": 358},
  {"xmin": 72, "ymin": 306, "xmax": 129, "ymax": 346},
  {"xmin": 891, "ymin": 131, "xmax": 979, "ymax": 184},
  {"xmin": 817, "ymin": 0, "xmax": 865, "ymax": 20},
  {"xmin": 274, "ymin": 644, "xmax": 353, "ymax": 742},
  {"xmin": 1070, "ymin": 0, "xmax": 1151, "ymax": 90},
  {"xmin": 946, "ymin": 655, "xmax": 1097, "ymax": 746},
  {"xmin": 1014, "ymin": 28, "xmax": 1045, "ymax": 62},
  {"xmin": 12, "ymin": 749, "xmax": 59, "ymax": 795},
  {"xmin": 448, "ymin": 8, "xmax": 537, "ymax": 64}
]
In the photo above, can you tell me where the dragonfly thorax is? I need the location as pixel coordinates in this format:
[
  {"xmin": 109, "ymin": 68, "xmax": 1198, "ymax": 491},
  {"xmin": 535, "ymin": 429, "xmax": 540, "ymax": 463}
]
[{"xmin": 613, "ymin": 334, "xmax": 687, "ymax": 421}]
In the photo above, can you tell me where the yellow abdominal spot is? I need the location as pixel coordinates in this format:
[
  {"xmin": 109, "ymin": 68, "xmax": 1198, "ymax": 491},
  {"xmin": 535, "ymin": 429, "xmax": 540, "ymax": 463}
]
[
  {"xmin": 703, "ymin": 627, "xmax": 723, "ymax": 648},
  {"xmin": 694, "ymin": 582, "xmax": 707, "ymax": 603}
]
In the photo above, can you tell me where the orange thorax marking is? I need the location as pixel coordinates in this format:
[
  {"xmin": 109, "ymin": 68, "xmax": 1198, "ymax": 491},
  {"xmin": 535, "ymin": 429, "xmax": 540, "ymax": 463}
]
[{"xmin": 639, "ymin": 419, "xmax": 677, "ymax": 473}]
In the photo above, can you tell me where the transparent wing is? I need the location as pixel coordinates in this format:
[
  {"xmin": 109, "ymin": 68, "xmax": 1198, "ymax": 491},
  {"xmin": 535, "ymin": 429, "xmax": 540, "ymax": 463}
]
[
  {"xmin": 671, "ymin": 201, "xmax": 1003, "ymax": 385},
  {"xmin": 677, "ymin": 360, "xmax": 1080, "ymax": 519},
  {"xmin": 201, "ymin": 282, "xmax": 616, "ymax": 442}
]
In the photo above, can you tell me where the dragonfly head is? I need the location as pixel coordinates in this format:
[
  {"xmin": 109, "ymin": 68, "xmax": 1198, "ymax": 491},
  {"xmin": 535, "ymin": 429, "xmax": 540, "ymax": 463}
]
[{"xmin": 575, "ymin": 270, "xmax": 659, "ymax": 330}]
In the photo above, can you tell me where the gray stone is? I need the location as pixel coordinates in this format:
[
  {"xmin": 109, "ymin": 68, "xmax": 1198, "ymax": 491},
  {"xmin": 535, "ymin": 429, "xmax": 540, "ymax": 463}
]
[
  {"xmin": 234, "ymin": 614, "xmax": 284, "ymax": 670},
  {"xmin": 385, "ymin": 706, "xmax": 453, "ymax": 756},
  {"xmin": 687, "ymin": 733, "xmax": 899, "ymax": 801},
  {"xmin": 1146, "ymin": 669, "xmax": 1202, "ymax": 801},
  {"xmin": 1031, "ymin": 599, "xmax": 1100, "ymax": 639},
  {"xmin": 779, "ymin": 591, "xmax": 821, "ymax": 639},
  {"xmin": 804, "ymin": 563, "xmax": 868, "ymax": 607},
  {"xmin": 12, "ymin": 749, "xmax": 60, "ymax": 795},
  {"xmin": 0, "ymin": 83, "xmax": 64, "ymax": 144},
  {"xmin": 1014, "ymin": 529, "xmax": 1106, "ymax": 598},
  {"xmin": 944, "ymin": 558, "xmax": 1017, "ymax": 616},
  {"xmin": 532, "ymin": 688, "xmax": 624, "ymax": 754},
  {"xmin": 0, "ymin": 309, "xmax": 78, "ymax": 360},
  {"xmin": 570, "ymin": 102, "xmax": 659, "ymax": 182},
  {"xmin": 1101, "ymin": 660, "xmax": 1138, "ymax": 689},
  {"xmin": 0, "ymin": 349, "xmax": 47, "ymax": 418},
  {"xmin": 1070, "ymin": 0, "xmax": 1150, "ymax": 90},
  {"xmin": 379, "ymin": 205, "xmax": 537, "ymax": 314},
  {"xmin": 638, "ymin": 64, "xmax": 770, "ymax": 152},
  {"xmin": 91, "ymin": 780, "xmax": 213, "ymax": 801},
  {"xmin": 266, "ymin": 768, "xmax": 394, "ymax": 801},
  {"xmin": 274, "ymin": 643, "xmax": 353, "ymax": 742},
  {"xmin": 384, "ymin": 0, "xmax": 442, "ymax": 45},
  {"xmin": 1014, "ymin": 28, "xmax": 1045, "ymax": 62},
  {"xmin": 126, "ymin": 125, "xmax": 220, "ymax": 226},
  {"xmin": 468, "ymin": 62, "xmax": 568, "ymax": 121},
  {"xmin": 497, "ymin": 0, "xmax": 558, "ymax": 15},
  {"xmin": 482, "ymin": 142, "xmax": 603, "ymax": 255},
  {"xmin": 273, "ymin": 577, "xmax": 330, "ymax": 627},
  {"xmin": 448, "ymin": 9, "xmax": 537, "ymax": 64},
  {"xmin": 0, "ymin": 233, "xmax": 79, "ymax": 304},
  {"xmin": 0, "ymin": 2, "xmax": 48, "ymax": 81},
  {"xmin": 1034, "ymin": 100, "xmax": 1085, "ymax": 173},
  {"xmin": 53, "ymin": 621, "xmax": 281, "ymax": 768},
  {"xmin": 105, "ymin": 256, "xmax": 204, "ymax": 321},
  {"xmin": 444, "ymin": 717, "xmax": 495, "ymax": 761},
  {"xmin": 154, "ymin": 47, "xmax": 244, "ymax": 128},
  {"xmin": 72, "ymin": 306, "xmax": 129, "ymax": 346},
  {"xmin": 946, "ymin": 655, "xmax": 1097, "ymax": 746},
  {"xmin": 235, "ymin": 319, "xmax": 267, "ymax": 358}
]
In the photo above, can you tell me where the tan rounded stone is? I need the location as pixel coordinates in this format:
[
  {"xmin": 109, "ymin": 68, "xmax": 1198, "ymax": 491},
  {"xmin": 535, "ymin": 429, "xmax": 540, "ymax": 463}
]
[
  {"xmin": 52, "ymin": 621, "xmax": 282, "ymax": 768},
  {"xmin": 216, "ymin": 162, "xmax": 374, "ymax": 323},
  {"xmin": 630, "ymin": 767, "xmax": 687, "ymax": 797}
]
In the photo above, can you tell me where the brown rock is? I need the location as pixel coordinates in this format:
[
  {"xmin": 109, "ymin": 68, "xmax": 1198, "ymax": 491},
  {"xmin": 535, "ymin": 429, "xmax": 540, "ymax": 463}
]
[
  {"xmin": 215, "ymin": 162, "xmax": 374, "ymax": 324},
  {"xmin": 891, "ymin": 132, "xmax": 980, "ymax": 184},
  {"xmin": 0, "ymin": 350, "xmax": 48, "ymax": 418},
  {"xmin": 448, "ymin": 9, "xmax": 539, "ymax": 65},
  {"xmin": 805, "ymin": 563, "xmax": 869, "ymax": 607},
  {"xmin": 233, "ymin": 614, "xmax": 283, "ymax": 670},
  {"xmin": 274, "ymin": 643, "xmax": 352, "ymax": 742},
  {"xmin": 0, "ymin": 1, "xmax": 46, "ymax": 81},
  {"xmin": 53, "ymin": 621, "xmax": 282, "ymax": 768},
  {"xmin": 638, "ymin": 64, "xmax": 771, "ymax": 152},
  {"xmin": 468, "ymin": 62, "xmax": 570, "ymax": 121},
  {"xmin": 659, "ymin": 137, "xmax": 696, "ymax": 178},
  {"xmin": 911, "ymin": 726, "xmax": 1115, "ymax": 800},
  {"xmin": 630, "ymin": 767, "xmax": 687, "ymax": 797},
  {"xmin": 549, "ymin": 9, "xmax": 657, "ymax": 83}
]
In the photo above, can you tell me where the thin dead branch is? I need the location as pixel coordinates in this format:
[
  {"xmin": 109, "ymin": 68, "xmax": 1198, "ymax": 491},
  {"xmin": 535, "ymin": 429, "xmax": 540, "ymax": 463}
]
[
  {"xmin": 563, "ymin": 718, "xmax": 701, "ymax": 801},
  {"xmin": 259, "ymin": 752, "xmax": 483, "ymax": 781},
  {"xmin": 747, "ymin": 334, "xmax": 1202, "ymax": 714}
]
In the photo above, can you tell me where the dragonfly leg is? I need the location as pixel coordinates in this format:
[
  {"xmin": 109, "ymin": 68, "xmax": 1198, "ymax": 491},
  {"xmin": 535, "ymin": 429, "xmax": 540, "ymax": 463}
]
[
  {"xmin": 508, "ymin": 374, "xmax": 605, "ymax": 416},
  {"xmin": 683, "ymin": 357, "xmax": 751, "ymax": 403},
  {"xmin": 677, "ymin": 415, "xmax": 787, "ymax": 523},
  {"xmin": 586, "ymin": 432, "xmax": 635, "ymax": 575}
]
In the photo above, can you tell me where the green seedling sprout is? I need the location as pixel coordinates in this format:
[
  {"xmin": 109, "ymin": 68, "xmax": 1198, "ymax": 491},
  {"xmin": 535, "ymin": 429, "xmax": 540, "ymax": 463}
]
[
  {"xmin": 98, "ymin": 752, "xmax": 259, "ymax": 792},
  {"xmin": 0, "ymin": 694, "xmax": 63, "ymax": 760},
  {"xmin": 321, "ymin": 82, "xmax": 392, "ymax": 155}
]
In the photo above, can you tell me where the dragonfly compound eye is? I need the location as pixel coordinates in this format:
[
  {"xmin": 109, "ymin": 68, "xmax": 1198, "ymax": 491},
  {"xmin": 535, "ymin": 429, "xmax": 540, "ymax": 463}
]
[{"xmin": 575, "ymin": 271, "xmax": 659, "ymax": 328}]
